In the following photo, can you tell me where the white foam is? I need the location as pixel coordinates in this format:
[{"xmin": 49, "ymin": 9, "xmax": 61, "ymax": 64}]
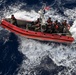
[
  {"xmin": 70, "ymin": 20, "xmax": 76, "ymax": 40},
  {"xmin": 1, "ymin": 3, "xmax": 76, "ymax": 74},
  {"xmin": 64, "ymin": 8, "xmax": 76, "ymax": 20},
  {"xmin": 17, "ymin": 8, "xmax": 76, "ymax": 74},
  {"xmin": 18, "ymin": 36, "xmax": 76, "ymax": 75}
]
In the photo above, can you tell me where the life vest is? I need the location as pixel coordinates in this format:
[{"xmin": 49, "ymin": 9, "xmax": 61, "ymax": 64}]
[
  {"xmin": 55, "ymin": 24, "xmax": 59, "ymax": 29},
  {"xmin": 63, "ymin": 22, "xmax": 68, "ymax": 26},
  {"xmin": 67, "ymin": 25, "xmax": 70, "ymax": 30},
  {"xmin": 47, "ymin": 19, "xmax": 52, "ymax": 23},
  {"xmin": 47, "ymin": 20, "xmax": 52, "ymax": 28},
  {"xmin": 47, "ymin": 23, "xmax": 52, "ymax": 28},
  {"xmin": 47, "ymin": 20, "xmax": 51, "ymax": 23},
  {"xmin": 47, "ymin": 25, "xmax": 51, "ymax": 29},
  {"xmin": 35, "ymin": 23, "xmax": 41, "ymax": 27}
]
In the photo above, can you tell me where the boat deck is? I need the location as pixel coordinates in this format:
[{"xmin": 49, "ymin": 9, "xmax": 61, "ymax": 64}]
[{"xmin": 5, "ymin": 18, "xmax": 72, "ymax": 37}]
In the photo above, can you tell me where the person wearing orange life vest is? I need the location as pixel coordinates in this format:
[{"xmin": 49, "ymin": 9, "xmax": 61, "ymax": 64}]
[
  {"xmin": 62, "ymin": 20, "xmax": 68, "ymax": 27},
  {"xmin": 53, "ymin": 20, "xmax": 59, "ymax": 33},
  {"xmin": 46, "ymin": 17, "xmax": 53, "ymax": 33},
  {"xmin": 34, "ymin": 18, "xmax": 41, "ymax": 31},
  {"xmin": 47, "ymin": 17, "xmax": 52, "ymax": 23},
  {"xmin": 62, "ymin": 20, "xmax": 71, "ymax": 35},
  {"xmin": 62, "ymin": 20, "xmax": 69, "ymax": 33},
  {"xmin": 47, "ymin": 17, "xmax": 53, "ymax": 26}
]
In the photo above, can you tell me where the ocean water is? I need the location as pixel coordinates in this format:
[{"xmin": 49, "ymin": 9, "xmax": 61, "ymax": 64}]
[{"xmin": 0, "ymin": 0, "xmax": 76, "ymax": 75}]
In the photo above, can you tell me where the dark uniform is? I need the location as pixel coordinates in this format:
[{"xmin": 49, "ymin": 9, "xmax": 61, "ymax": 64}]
[
  {"xmin": 62, "ymin": 20, "xmax": 68, "ymax": 33},
  {"xmin": 46, "ymin": 17, "xmax": 53, "ymax": 33},
  {"xmin": 61, "ymin": 20, "xmax": 71, "ymax": 35},
  {"xmin": 53, "ymin": 20, "xmax": 59, "ymax": 33},
  {"xmin": 11, "ymin": 15, "xmax": 18, "ymax": 26},
  {"xmin": 34, "ymin": 18, "xmax": 41, "ymax": 31}
]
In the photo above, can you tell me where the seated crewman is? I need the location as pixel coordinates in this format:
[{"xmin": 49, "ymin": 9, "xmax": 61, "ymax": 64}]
[
  {"xmin": 34, "ymin": 18, "xmax": 41, "ymax": 31},
  {"xmin": 46, "ymin": 17, "xmax": 53, "ymax": 33},
  {"xmin": 61, "ymin": 20, "xmax": 70, "ymax": 34},
  {"xmin": 53, "ymin": 20, "xmax": 59, "ymax": 33}
]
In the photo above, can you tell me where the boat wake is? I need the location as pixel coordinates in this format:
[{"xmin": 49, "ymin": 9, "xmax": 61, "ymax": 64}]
[{"xmin": 18, "ymin": 37, "xmax": 76, "ymax": 75}]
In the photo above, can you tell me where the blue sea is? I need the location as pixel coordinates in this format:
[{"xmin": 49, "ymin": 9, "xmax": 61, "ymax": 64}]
[{"xmin": 0, "ymin": 0, "xmax": 76, "ymax": 75}]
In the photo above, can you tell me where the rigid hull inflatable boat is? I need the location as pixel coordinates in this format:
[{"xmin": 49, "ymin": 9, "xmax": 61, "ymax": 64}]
[{"xmin": 0, "ymin": 18, "xmax": 74, "ymax": 44}]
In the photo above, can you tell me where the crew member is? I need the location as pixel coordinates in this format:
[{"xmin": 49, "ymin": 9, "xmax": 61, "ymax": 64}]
[
  {"xmin": 62, "ymin": 20, "xmax": 68, "ymax": 27},
  {"xmin": 11, "ymin": 15, "xmax": 18, "ymax": 26},
  {"xmin": 34, "ymin": 18, "xmax": 41, "ymax": 31},
  {"xmin": 47, "ymin": 17, "xmax": 52, "ymax": 24},
  {"xmin": 62, "ymin": 20, "xmax": 68, "ymax": 33},
  {"xmin": 46, "ymin": 17, "xmax": 53, "ymax": 33},
  {"xmin": 53, "ymin": 20, "xmax": 59, "ymax": 33}
]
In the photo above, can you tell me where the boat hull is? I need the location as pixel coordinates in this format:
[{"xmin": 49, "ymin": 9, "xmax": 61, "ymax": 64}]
[{"xmin": 0, "ymin": 19, "xmax": 74, "ymax": 44}]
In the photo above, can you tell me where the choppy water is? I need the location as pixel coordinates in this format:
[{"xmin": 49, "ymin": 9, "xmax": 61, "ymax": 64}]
[{"xmin": 0, "ymin": 0, "xmax": 76, "ymax": 75}]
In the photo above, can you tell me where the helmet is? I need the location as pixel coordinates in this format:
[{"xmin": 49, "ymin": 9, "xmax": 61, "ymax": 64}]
[
  {"xmin": 64, "ymin": 20, "xmax": 67, "ymax": 22},
  {"xmin": 11, "ymin": 15, "xmax": 14, "ymax": 17},
  {"xmin": 11, "ymin": 15, "xmax": 15, "ymax": 19},
  {"xmin": 49, "ymin": 17, "xmax": 51, "ymax": 19},
  {"xmin": 55, "ymin": 20, "xmax": 58, "ymax": 23}
]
